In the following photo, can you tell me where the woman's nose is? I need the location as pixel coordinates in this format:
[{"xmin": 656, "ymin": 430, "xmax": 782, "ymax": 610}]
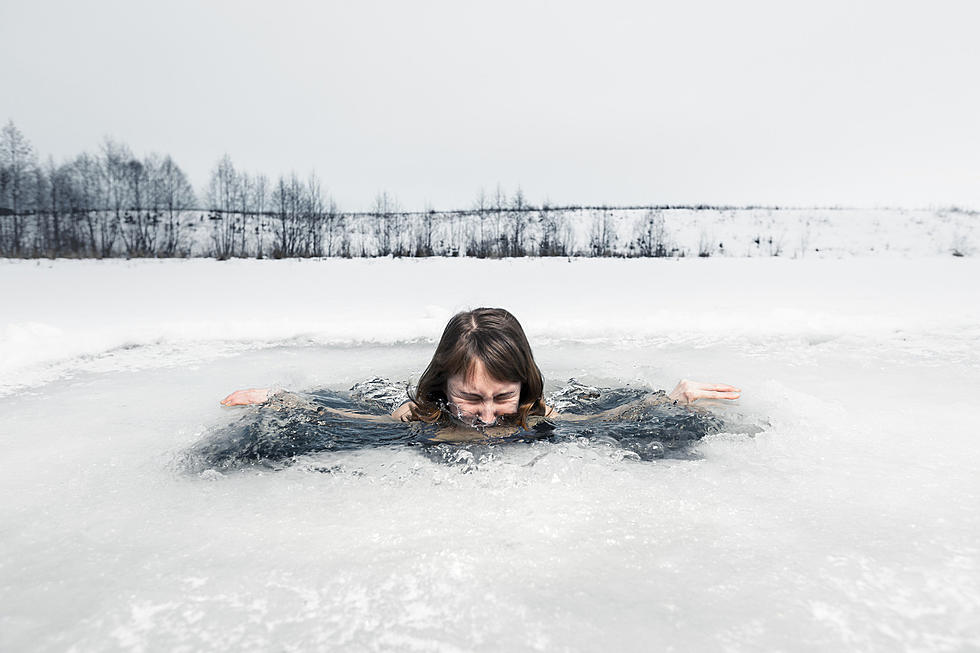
[{"xmin": 478, "ymin": 404, "xmax": 495, "ymax": 423}]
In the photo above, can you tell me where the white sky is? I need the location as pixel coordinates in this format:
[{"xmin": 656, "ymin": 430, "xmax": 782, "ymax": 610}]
[{"xmin": 2, "ymin": 0, "xmax": 979, "ymax": 211}]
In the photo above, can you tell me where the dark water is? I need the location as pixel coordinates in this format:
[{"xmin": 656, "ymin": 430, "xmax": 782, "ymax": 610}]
[{"xmin": 182, "ymin": 379, "xmax": 737, "ymax": 472}]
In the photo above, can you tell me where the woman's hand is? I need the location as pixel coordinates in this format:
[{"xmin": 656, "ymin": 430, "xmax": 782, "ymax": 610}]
[
  {"xmin": 668, "ymin": 380, "xmax": 741, "ymax": 404},
  {"xmin": 220, "ymin": 388, "xmax": 271, "ymax": 406}
]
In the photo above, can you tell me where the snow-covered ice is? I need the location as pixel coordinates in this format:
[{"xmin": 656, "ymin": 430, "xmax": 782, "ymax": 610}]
[{"xmin": 1, "ymin": 257, "xmax": 979, "ymax": 651}]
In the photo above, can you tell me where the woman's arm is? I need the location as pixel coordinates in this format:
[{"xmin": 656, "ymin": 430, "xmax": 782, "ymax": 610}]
[
  {"xmin": 391, "ymin": 401, "xmax": 415, "ymax": 422},
  {"xmin": 220, "ymin": 388, "xmax": 272, "ymax": 406},
  {"xmin": 221, "ymin": 387, "xmax": 400, "ymax": 423},
  {"xmin": 547, "ymin": 380, "xmax": 740, "ymax": 421},
  {"xmin": 667, "ymin": 380, "xmax": 740, "ymax": 404}
]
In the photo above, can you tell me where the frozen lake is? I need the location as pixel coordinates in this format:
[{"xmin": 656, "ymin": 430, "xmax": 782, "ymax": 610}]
[{"xmin": 1, "ymin": 258, "xmax": 979, "ymax": 651}]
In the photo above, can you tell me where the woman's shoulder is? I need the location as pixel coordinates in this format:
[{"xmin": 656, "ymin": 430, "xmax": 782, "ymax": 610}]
[{"xmin": 391, "ymin": 401, "xmax": 417, "ymax": 422}]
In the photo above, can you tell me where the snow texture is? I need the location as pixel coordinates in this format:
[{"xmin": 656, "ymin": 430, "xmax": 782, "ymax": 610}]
[{"xmin": 1, "ymin": 256, "xmax": 978, "ymax": 652}]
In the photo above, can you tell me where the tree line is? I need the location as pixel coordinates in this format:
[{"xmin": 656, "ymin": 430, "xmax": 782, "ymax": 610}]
[
  {"xmin": 0, "ymin": 121, "xmax": 198, "ymax": 258},
  {"xmin": 0, "ymin": 120, "xmax": 685, "ymax": 259}
]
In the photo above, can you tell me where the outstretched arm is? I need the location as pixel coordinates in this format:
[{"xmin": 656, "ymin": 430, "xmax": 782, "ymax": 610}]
[
  {"xmin": 220, "ymin": 387, "xmax": 398, "ymax": 423},
  {"xmin": 667, "ymin": 380, "xmax": 741, "ymax": 404},
  {"xmin": 220, "ymin": 388, "xmax": 271, "ymax": 406},
  {"xmin": 548, "ymin": 380, "xmax": 740, "ymax": 421}
]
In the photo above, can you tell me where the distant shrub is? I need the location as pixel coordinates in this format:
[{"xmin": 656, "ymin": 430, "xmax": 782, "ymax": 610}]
[
  {"xmin": 698, "ymin": 231, "xmax": 712, "ymax": 257},
  {"xmin": 631, "ymin": 210, "xmax": 669, "ymax": 257}
]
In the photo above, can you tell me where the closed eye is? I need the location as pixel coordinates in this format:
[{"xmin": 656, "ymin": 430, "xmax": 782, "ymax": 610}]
[{"xmin": 456, "ymin": 392, "xmax": 516, "ymax": 402}]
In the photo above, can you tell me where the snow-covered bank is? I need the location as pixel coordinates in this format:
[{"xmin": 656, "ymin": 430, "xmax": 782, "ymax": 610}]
[
  {"xmin": 187, "ymin": 205, "xmax": 978, "ymax": 258},
  {"xmin": 2, "ymin": 257, "xmax": 979, "ymax": 396},
  {"xmin": 3, "ymin": 205, "xmax": 977, "ymax": 259}
]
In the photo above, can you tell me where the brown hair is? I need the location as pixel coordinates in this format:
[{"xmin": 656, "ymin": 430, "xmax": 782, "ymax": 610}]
[{"xmin": 409, "ymin": 307, "xmax": 546, "ymax": 428}]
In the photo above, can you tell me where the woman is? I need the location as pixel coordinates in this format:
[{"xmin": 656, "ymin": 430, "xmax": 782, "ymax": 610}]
[{"xmin": 221, "ymin": 308, "xmax": 740, "ymax": 430}]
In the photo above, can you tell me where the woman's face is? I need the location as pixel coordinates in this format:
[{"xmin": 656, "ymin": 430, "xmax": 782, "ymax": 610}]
[{"xmin": 445, "ymin": 358, "xmax": 521, "ymax": 426}]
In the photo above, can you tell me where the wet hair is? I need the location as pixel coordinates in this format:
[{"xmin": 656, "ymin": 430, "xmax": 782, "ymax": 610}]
[{"xmin": 409, "ymin": 308, "xmax": 546, "ymax": 428}]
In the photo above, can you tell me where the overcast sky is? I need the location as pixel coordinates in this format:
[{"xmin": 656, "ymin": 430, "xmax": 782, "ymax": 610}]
[{"xmin": 2, "ymin": 0, "xmax": 978, "ymax": 211}]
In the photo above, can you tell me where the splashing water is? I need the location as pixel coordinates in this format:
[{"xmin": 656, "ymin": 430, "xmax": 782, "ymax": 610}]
[{"xmin": 180, "ymin": 379, "xmax": 751, "ymax": 473}]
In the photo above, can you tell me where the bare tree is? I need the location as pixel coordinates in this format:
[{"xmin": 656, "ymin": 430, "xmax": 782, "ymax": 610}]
[
  {"xmin": 252, "ymin": 173, "xmax": 268, "ymax": 258},
  {"xmin": 373, "ymin": 191, "xmax": 398, "ymax": 256},
  {"xmin": 0, "ymin": 120, "xmax": 38, "ymax": 255},
  {"xmin": 52, "ymin": 157, "xmax": 89, "ymax": 256},
  {"xmin": 416, "ymin": 203, "xmax": 435, "ymax": 256},
  {"xmin": 118, "ymin": 155, "xmax": 162, "ymax": 257},
  {"xmin": 589, "ymin": 209, "xmax": 617, "ymax": 257},
  {"xmin": 509, "ymin": 187, "xmax": 529, "ymax": 256},
  {"xmin": 304, "ymin": 171, "xmax": 325, "ymax": 257},
  {"xmin": 70, "ymin": 152, "xmax": 116, "ymax": 257},
  {"xmin": 100, "ymin": 138, "xmax": 132, "ymax": 225},
  {"xmin": 446, "ymin": 211, "xmax": 465, "ymax": 257},
  {"xmin": 538, "ymin": 203, "xmax": 570, "ymax": 256},
  {"xmin": 97, "ymin": 137, "xmax": 144, "ymax": 256},
  {"xmin": 27, "ymin": 159, "xmax": 50, "ymax": 256},
  {"xmin": 323, "ymin": 198, "xmax": 345, "ymax": 257},
  {"xmin": 270, "ymin": 172, "xmax": 307, "ymax": 258},
  {"xmin": 632, "ymin": 209, "xmax": 669, "ymax": 257},
  {"xmin": 236, "ymin": 171, "xmax": 252, "ymax": 257},
  {"xmin": 492, "ymin": 183, "xmax": 507, "ymax": 257},
  {"xmin": 207, "ymin": 154, "xmax": 240, "ymax": 259},
  {"xmin": 42, "ymin": 156, "xmax": 69, "ymax": 256},
  {"xmin": 155, "ymin": 155, "xmax": 195, "ymax": 256},
  {"xmin": 470, "ymin": 187, "xmax": 490, "ymax": 257}
]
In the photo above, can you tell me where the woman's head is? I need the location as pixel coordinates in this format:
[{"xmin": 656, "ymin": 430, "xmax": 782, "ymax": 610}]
[{"xmin": 410, "ymin": 308, "xmax": 545, "ymax": 428}]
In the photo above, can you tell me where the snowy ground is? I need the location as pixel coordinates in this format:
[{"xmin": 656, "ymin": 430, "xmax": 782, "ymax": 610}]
[{"xmin": 1, "ymin": 257, "xmax": 979, "ymax": 651}]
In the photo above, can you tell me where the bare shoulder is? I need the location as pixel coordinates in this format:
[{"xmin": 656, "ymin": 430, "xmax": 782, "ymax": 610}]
[{"xmin": 391, "ymin": 401, "xmax": 417, "ymax": 422}]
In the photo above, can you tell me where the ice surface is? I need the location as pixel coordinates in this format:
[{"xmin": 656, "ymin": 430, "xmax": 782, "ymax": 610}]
[
  {"xmin": 2, "ymin": 257, "xmax": 979, "ymax": 396},
  {"xmin": 1, "ymin": 258, "xmax": 979, "ymax": 651}
]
